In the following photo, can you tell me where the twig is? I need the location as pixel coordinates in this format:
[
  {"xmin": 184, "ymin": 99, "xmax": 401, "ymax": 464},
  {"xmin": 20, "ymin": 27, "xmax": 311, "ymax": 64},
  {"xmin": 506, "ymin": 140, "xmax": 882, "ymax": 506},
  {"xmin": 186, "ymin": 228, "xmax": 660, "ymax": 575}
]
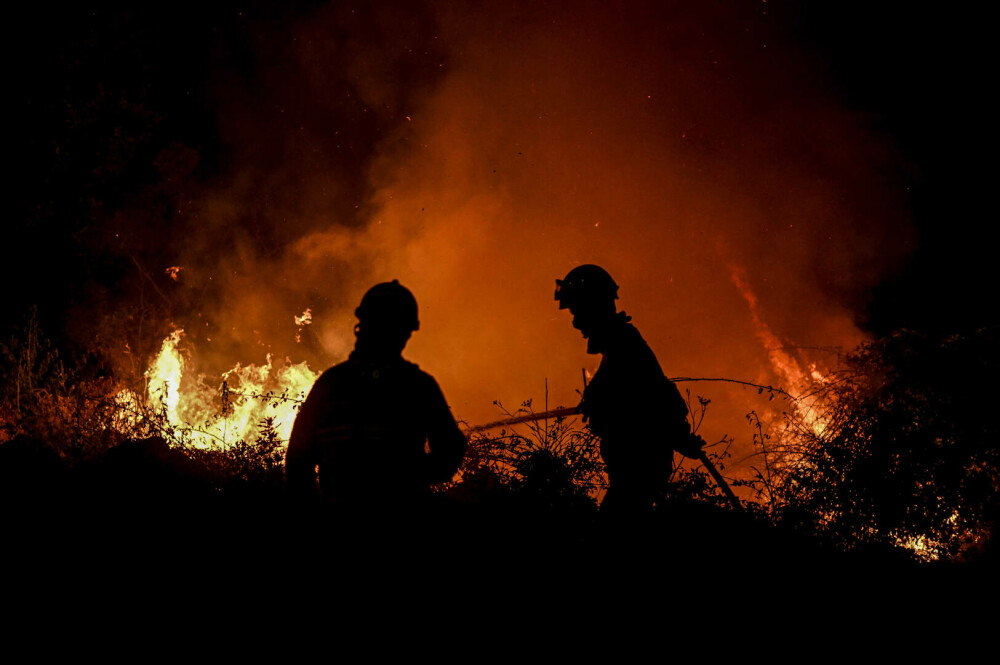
[
  {"xmin": 670, "ymin": 376, "xmax": 795, "ymax": 400},
  {"xmin": 128, "ymin": 253, "xmax": 172, "ymax": 306}
]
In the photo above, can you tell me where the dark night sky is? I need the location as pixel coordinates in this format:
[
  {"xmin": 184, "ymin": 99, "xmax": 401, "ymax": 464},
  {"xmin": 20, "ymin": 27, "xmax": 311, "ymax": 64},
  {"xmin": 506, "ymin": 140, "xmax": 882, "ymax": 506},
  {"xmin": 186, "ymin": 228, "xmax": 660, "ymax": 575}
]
[
  {"xmin": 790, "ymin": 2, "xmax": 996, "ymax": 335},
  {"xmin": 8, "ymin": 0, "xmax": 996, "ymax": 346}
]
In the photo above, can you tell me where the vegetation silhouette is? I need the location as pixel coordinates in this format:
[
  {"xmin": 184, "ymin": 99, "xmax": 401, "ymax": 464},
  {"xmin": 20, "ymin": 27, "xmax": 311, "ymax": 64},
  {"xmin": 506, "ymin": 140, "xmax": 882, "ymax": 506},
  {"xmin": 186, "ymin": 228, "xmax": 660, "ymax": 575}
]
[
  {"xmin": 1, "ymin": 309, "xmax": 996, "ymax": 594},
  {"xmin": 753, "ymin": 328, "xmax": 999, "ymax": 562}
]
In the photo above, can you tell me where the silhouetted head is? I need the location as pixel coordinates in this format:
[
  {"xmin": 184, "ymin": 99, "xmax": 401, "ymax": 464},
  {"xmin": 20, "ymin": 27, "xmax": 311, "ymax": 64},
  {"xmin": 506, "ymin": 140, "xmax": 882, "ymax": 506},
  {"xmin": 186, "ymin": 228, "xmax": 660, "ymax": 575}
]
[
  {"xmin": 555, "ymin": 265, "xmax": 620, "ymax": 347},
  {"xmin": 354, "ymin": 280, "xmax": 420, "ymax": 357},
  {"xmin": 554, "ymin": 264, "xmax": 619, "ymax": 311}
]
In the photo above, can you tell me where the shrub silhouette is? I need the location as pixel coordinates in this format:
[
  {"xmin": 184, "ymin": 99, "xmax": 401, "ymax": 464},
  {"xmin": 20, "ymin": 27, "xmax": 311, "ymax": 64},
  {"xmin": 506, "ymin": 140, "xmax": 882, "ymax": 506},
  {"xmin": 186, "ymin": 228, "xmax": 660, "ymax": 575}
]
[{"xmin": 764, "ymin": 328, "xmax": 999, "ymax": 560}]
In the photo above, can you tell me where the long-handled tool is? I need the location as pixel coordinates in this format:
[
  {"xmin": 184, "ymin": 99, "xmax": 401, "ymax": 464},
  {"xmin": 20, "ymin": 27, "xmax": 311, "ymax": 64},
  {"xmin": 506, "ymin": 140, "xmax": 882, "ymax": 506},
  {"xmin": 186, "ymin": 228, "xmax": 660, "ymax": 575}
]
[
  {"xmin": 468, "ymin": 408, "xmax": 741, "ymax": 510},
  {"xmin": 467, "ymin": 406, "xmax": 580, "ymax": 433},
  {"xmin": 695, "ymin": 449, "xmax": 741, "ymax": 511}
]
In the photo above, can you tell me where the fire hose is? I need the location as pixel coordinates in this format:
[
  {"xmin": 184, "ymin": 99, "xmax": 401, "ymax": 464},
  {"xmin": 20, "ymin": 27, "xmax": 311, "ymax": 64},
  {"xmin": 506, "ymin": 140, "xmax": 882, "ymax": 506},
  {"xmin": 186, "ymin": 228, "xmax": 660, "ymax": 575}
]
[
  {"xmin": 695, "ymin": 447, "xmax": 742, "ymax": 511},
  {"xmin": 467, "ymin": 407, "xmax": 741, "ymax": 511}
]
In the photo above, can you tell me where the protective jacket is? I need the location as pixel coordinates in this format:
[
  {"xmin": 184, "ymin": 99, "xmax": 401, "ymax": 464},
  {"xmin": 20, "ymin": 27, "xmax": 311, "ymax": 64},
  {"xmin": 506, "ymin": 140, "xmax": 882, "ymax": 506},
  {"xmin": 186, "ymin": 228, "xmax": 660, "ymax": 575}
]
[
  {"xmin": 286, "ymin": 351, "xmax": 466, "ymax": 505},
  {"xmin": 580, "ymin": 313, "xmax": 690, "ymax": 509}
]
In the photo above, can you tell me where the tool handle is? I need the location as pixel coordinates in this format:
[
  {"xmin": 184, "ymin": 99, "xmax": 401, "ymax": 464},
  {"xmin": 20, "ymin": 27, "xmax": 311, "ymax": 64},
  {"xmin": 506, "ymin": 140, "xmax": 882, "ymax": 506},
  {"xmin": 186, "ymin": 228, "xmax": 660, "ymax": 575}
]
[
  {"xmin": 697, "ymin": 451, "xmax": 742, "ymax": 511},
  {"xmin": 467, "ymin": 406, "xmax": 580, "ymax": 433}
]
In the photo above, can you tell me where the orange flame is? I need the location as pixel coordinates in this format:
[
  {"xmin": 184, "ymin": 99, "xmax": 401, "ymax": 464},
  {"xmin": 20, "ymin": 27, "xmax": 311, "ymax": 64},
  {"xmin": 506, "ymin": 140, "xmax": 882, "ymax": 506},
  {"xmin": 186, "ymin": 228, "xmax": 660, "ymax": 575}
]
[
  {"xmin": 294, "ymin": 308, "xmax": 312, "ymax": 343},
  {"xmin": 729, "ymin": 264, "xmax": 828, "ymax": 435},
  {"xmin": 122, "ymin": 328, "xmax": 318, "ymax": 449}
]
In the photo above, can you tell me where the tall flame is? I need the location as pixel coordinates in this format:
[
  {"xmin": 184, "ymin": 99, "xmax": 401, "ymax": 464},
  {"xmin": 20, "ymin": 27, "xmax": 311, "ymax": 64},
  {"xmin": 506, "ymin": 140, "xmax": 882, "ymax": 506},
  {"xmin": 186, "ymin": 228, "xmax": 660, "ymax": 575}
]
[
  {"xmin": 147, "ymin": 329, "xmax": 185, "ymax": 426},
  {"xmin": 729, "ymin": 264, "xmax": 830, "ymax": 436},
  {"xmin": 126, "ymin": 329, "xmax": 318, "ymax": 448}
]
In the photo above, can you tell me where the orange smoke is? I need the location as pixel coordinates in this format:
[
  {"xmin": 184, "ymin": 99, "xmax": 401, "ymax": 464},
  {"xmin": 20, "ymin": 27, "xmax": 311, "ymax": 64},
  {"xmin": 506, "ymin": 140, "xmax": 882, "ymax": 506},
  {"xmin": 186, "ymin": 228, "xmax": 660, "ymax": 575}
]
[{"xmin": 128, "ymin": 3, "xmax": 913, "ymax": 477}]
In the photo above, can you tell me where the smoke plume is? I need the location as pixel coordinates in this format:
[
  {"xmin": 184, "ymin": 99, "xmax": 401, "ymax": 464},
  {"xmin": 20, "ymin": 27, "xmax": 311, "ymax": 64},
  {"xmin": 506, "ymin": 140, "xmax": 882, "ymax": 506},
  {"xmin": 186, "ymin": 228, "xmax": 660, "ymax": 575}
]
[{"xmin": 87, "ymin": 1, "xmax": 915, "ymax": 466}]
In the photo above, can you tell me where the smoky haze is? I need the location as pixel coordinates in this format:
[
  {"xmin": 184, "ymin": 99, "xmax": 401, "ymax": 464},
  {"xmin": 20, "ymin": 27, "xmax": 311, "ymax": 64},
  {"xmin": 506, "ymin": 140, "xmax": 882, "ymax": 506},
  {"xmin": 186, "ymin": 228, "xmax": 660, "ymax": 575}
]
[{"xmin": 64, "ymin": 2, "xmax": 913, "ymax": 472}]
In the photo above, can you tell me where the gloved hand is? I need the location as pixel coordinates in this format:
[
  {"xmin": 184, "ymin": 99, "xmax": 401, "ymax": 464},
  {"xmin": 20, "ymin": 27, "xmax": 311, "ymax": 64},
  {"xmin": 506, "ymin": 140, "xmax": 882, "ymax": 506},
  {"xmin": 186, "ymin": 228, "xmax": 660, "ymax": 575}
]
[{"xmin": 674, "ymin": 433, "xmax": 706, "ymax": 458}]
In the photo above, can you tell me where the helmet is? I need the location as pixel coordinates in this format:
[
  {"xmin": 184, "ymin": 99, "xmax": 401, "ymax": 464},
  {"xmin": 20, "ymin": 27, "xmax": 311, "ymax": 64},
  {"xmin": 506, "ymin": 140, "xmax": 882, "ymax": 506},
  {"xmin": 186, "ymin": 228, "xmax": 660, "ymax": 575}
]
[
  {"xmin": 554, "ymin": 264, "xmax": 618, "ymax": 310},
  {"xmin": 355, "ymin": 280, "xmax": 420, "ymax": 332}
]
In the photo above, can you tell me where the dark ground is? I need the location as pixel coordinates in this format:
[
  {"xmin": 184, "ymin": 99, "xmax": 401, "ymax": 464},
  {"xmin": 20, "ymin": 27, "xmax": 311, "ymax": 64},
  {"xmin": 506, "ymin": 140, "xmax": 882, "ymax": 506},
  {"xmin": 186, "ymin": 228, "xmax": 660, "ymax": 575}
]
[{"xmin": 3, "ymin": 434, "xmax": 991, "ymax": 618}]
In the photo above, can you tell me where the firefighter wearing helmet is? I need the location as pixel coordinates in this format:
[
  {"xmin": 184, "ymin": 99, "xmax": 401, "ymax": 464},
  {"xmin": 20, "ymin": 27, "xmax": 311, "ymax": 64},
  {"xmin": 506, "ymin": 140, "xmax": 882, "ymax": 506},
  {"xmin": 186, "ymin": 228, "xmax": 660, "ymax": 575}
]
[
  {"xmin": 555, "ymin": 265, "xmax": 700, "ymax": 513},
  {"xmin": 286, "ymin": 280, "xmax": 466, "ymax": 508}
]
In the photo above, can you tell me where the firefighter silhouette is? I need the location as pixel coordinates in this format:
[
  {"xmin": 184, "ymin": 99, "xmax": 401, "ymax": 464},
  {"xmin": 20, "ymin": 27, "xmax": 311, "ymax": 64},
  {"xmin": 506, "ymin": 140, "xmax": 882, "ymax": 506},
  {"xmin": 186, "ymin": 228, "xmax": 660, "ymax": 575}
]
[
  {"xmin": 286, "ymin": 280, "xmax": 466, "ymax": 508},
  {"xmin": 555, "ymin": 265, "xmax": 702, "ymax": 512}
]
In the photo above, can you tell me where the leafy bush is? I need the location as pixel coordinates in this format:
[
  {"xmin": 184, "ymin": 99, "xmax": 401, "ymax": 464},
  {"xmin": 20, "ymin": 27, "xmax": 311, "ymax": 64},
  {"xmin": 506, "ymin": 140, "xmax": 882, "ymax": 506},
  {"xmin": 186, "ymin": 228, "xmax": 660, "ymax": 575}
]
[
  {"xmin": 453, "ymin": 400, "xmax": 606, "ymax": 511},
  {"xmin": 759, "ymin": 328, "xmax": 999, "ymax": 560},
  {"xmin": 0, "ymin": 309, "xmax": 124, "ymax": 461},
  {"xmin": 452, "ymin": 396, "xmax": 741, "ymax": 515}
]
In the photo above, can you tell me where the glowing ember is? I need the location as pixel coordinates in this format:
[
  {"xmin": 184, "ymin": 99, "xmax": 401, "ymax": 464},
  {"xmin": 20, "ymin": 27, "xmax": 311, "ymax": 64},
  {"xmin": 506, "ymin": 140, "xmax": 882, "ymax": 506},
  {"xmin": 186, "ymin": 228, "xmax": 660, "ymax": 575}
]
[
  {"xmin": 294, "ymin": 308, "xmax": 312, "ymax": 327},
  {"xmin": 294, "ymin": 308, "xmax": 312, "ymax": 343},
  {"xmin": 110, "ymin": 389, "xmax": 143, "ymax": 435},
  {"xmin": 897, "ymin": 534, "xmax": 943, "ymax": 562}
]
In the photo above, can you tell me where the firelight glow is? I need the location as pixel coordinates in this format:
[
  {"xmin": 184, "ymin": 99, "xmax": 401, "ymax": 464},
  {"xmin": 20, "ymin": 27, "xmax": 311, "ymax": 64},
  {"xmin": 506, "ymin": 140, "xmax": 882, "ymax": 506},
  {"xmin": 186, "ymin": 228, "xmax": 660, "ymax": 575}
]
[{"xmin": 119, "ymin": 329, "xmax": 318, "ymax": 448}]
